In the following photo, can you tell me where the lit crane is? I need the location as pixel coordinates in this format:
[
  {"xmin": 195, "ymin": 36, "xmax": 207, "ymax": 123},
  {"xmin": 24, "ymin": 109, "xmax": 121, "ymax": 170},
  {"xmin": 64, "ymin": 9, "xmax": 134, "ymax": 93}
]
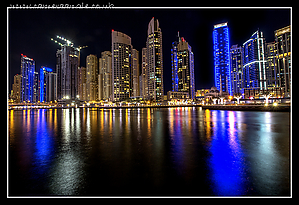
[
  {"xmin": 51, "ymin": 35, "xmax": 88, "ymax": 66},
  {"xmin": 51, "ymin": 35, "xmax": 87, "ymax": 51}
]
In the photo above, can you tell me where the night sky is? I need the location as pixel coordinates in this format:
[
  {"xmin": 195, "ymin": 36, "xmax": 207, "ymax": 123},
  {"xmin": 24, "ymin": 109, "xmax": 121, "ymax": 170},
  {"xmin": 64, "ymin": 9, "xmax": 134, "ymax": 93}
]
[{"xmin": 8, "ymin": 8, "xmax": 290, "ymax": 94}]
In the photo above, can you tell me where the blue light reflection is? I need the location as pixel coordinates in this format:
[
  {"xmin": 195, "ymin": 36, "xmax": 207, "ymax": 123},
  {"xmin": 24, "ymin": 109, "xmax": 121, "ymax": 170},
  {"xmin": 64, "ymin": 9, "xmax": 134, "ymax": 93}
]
[
  {"xmin": 208, "ymin": 110, "xmax": 248, "ymax": 196},
  {"xmin": 34, "ymin": 109, "xmax": 54, "ymax": 176}
]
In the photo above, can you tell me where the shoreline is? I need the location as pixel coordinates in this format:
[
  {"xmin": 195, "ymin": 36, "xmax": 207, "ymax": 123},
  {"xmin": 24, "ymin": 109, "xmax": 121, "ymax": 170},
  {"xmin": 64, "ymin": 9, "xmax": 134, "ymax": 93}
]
[{"xmin": 9, "ymin": 104, "xmax": 290, "ymax": 112}]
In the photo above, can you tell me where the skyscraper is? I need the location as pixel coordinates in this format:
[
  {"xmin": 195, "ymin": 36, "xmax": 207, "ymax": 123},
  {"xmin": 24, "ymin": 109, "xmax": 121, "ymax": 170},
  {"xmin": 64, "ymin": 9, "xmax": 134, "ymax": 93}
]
[
  {"xmin": 141, "ymin": 47, "xmax": 148, "ymax": 99},
  {"xmin": 111, "ymin": 30, "xmax": 132, "ymax": 102},
  {"xmin": 132, "ymin": 48, "xmax": 140, "ymax": 97},
  {"xmin": 78, "ymin": 66, "xmax": 87, "ymax": 100},
  {"xmin": 171, "ymin": 32, "xmax": 179, "ymax": 92},
  {"xmin": 40, "ymin": 66, "xmax": 53, "ymax": 102},
  {"xmin": 86, "ymin": 54, "xmax": 98, "ymax": 101},
  {"xmin": 265, "ymin": 42, "xmax": 278, "ymax": 88},
  {"xmin": 56, "ymin": 45, "xmax": 79, "ymax": 100},
  {"xmin": 275, "ymin": 25, "xmax": 291, "ymax": 97},
  {"xmin": 12, "ymin": 74, "xmax": 21, "ymax": 103},
  {"xmin": 146, "ymin": 17, "xmax": 163, "ymax": 101},
  {"xmin": 46, "ymin": 72, "xmax": 57, "ymax": 102},
  {"xmin": 242, "ymin": 30, "xmax": 267, "ymax": 90},
  {"xmin": 213, "ymin": 22, "xmax": 232, "ymax": 95},
  {"xmin": 98, "ymin": 51, "xmax": 112, "ymax": 101},
  {"xmin": 171, "ymin": 35, "xmax": 195, "ymax": 99},
  {"xmin": 20, "ymin": 54, "xmax": 35, "ymax": 102},
  {"xmin": 230, "ymin": 44, "xmax": 243, "ymax": 94}
]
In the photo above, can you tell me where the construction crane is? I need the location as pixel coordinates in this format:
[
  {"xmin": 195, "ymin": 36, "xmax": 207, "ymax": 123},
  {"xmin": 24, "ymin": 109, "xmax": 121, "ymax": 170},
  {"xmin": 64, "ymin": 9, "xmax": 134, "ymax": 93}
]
[
  {"xmin": 51, "ymin": 35, "xmax": 87, "ymax": 51},
  {"xmin": 51, "ymin": 35, "xmax": 88, "ymax": 67}
]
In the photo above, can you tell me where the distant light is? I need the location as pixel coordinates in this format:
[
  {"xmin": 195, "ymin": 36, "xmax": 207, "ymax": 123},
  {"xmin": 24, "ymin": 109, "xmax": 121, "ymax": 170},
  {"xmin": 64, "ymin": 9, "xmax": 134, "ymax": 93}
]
[
  {"xmin": 273, "ymin": 102, "xmax": 278, "ymax": 107},
  {"xmin": 112, "ymin": 29, "xmax": 114, "ymax": 32}
]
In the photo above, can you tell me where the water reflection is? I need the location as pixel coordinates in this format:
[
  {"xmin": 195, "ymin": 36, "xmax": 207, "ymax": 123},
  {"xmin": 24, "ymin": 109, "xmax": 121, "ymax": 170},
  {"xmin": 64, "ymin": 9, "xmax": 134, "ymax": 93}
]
[
  {"xmin": 34, "ymin": 109, "xmax": 54, "ymax": 176},
  {"xmin": 8, "ymin": 108, "xmax": 290, "ymax": 196},
  {"xmin": 208, "ymin": 110, "xmax": 248, "ymax": 196}
]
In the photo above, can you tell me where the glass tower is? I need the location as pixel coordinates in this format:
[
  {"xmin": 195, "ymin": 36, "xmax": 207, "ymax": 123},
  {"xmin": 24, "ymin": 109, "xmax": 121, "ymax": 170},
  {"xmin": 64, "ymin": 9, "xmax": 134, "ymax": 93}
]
[
  {"xmin": 230, "ymin": 45, "xmax": 243, "ymax": 94},
  {"xmin": 20, "ymin": 54, "xmax": 35, "ymax": 102},
  {"xmin": 213, "ymin": 22, "xmax": 232, "ymax": 96},
  {"xmin": 275, "ymin": 25, "xmax": 291, "ymax": 97},
  {"xmin": 146, "ymin": 17, "xmax": 163, "ymax": 101},
  {"xmin": 40, "ymin": 66, "xmax": 53, "ymax": 102},
  {"xmin": 242, "ymin": 30, "xmax": 267, "ymax": 90},
  {"xmin": 111, "ymin": 30, "xmax": 132, "ymax": 102},
  {"xmin": 171, "ymin": 34, "xmax": 195, "ymax": 99}
]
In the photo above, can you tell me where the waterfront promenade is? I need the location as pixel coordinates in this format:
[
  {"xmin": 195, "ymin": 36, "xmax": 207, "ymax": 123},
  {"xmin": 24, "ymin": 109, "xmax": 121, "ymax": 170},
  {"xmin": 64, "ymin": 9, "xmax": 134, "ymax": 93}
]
[{"xmin": 8, "ymin": 103, "xmax": 290, "ymax": 112}]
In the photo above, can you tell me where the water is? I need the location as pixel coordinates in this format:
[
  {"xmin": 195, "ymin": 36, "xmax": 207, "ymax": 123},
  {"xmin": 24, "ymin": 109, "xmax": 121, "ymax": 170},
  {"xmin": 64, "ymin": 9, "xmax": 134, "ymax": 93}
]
[{"xmin": 8, "ymin": 107, "xmax": 290, "ymax": 196}]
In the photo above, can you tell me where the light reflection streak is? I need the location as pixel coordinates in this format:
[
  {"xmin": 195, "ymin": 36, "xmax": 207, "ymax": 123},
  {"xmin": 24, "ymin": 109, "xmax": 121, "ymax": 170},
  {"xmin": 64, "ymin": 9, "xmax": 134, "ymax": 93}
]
[
  {"xmin": 34, "ymin": 109, "xmax": 53, "ymax": 175},
  {"xmin": 168, "ymin": 107, "xmax": 184, "ymax": 174},
  {"xmin": 62, "ymin": 109, "xmax": 70, "ymax": 144},
  {"xmin": 209, "ymin": 110, "xmax": 247, "ymax": 196}
]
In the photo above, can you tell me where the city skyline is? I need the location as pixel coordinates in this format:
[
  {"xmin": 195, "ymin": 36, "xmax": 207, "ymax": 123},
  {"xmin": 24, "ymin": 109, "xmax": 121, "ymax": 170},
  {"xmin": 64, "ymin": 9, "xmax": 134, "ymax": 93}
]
[{"xmin": 9, "ymin": 8, "xmax": 290, "ymax": 94}]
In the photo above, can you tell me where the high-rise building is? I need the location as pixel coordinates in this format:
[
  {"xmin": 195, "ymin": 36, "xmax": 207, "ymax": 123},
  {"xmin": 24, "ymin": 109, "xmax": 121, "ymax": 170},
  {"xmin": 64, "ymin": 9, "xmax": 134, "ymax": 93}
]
[
  {"xmin": 20, "ymin": 54, "xmax": 35, "ymax": 102},
  {"xmin": 230, "ymin": 44, "xmax": 243, "ymax": 94},
  {"xmin": 132, "ymin": 48, "xmax": 140, "ymax": 97},
  {"xmin": 172, "ymin": 35, "xmax": 195, "ymax": 99},
  {"xmin": 98, "ymin": 51, "xmax": 112, "ymax": 101},
  {"xmin": 12, "ymin": 74, "xmax": 21, "ymax": 103},
  {"xmin": 213, "ymin": 22, "xmax": 232, "ymax": 96},
  {"xmin": 265, "ymin": 42, "xmax": 278, "ymax": 88},
  {"xmin": 86, "ymin": 54, "xmax": 98, "ymax": 101},
  {"xmin": 40, "ymin": 66, "xmax": 53, "ymax": 102},
  {"xmin": 33, "ymin": 71, "xmax": 39, "ymax": 103},
  {"xmin": 56, "ymin": 45, "xmax": 79, "ymax": 100},
  {"xmin": 46, "ymin": 72, "xmax": 57, "ymax": 102},
  {"xmin": 78, "ymin": 66, "xmax": 86, "ymax": 100},
  {"xmin": 141, "ymin": 47, "xmax": 148, "ymax": 99},
  {"xmin": 275, "ymin": 25, "xmax": 291, "ymax": 97},
  {"xmin": 112, "ymin": 30, "xmax": 132, "ymax": 102},
  {"xmin": 146, "ymin": 17, "xmax": 163, "ymax": 101},
  {"xmin": 171, "ymin": 32, "xmax": 180, "ymax": 92},
  {"xmin": 242, "ymin": 30, "xmax": 267, "ymax": 90},
  {"xmin": 39, "ymin": 66, "xmax": 57, "ymax": 102}
]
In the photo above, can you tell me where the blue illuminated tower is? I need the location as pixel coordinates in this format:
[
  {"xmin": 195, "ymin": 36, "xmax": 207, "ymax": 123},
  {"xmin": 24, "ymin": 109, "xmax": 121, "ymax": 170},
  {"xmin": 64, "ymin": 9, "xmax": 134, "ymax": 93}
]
[
  {"xmin": 40, "ymin": 66, "xmax": 53, "ymax": 102},
  {"xmin": 20, "ymin": 54, "xmax": 35, "ymax": 102},
  {"xmin": 171, "ymin": 32, "xmax": 180, "ymax": 92},
  {"xmin": 213, "ymin": 22, "xmax": 232, "ymax": 95}
]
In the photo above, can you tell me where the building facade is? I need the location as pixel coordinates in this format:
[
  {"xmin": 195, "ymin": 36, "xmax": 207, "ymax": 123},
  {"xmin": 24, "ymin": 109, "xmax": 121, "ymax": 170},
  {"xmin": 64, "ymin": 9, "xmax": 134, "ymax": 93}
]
[
  {"xmin": 40, "ymin": 66, "xmax": 53, "ymax": 102},
  {"xmin": 12, "ymin": 74, "xmax": 22, "ymax": 103},
  {"xmin": 171, "ymin": 32, "xmax": 179, "ymax": 92},
  {"xmin": 213, "ymin": 22, "xmax": 232, "ymax": 96},
  {"xmin": 141, "ymin": 47, "xmax": 148, "ymax": 99},
  {"xmin": 86, "ymin": 54, "xmax": 98, "ymax": 101},
  {"xmin": 171, "ymin": 36, "xmax": 195, "ymax": 99},
  {"xmin": 112, "ymin": 30, "xmax": 132, "ymax": 102},
  {"xmin": 242, "ymin": 30, "xmax": 267, "ymax": 90},
  {"xmin": 98, "ymin": 51, "xmax": 112, "ymax": 101},
  {"xmin": 230, "ymin": 44, "xmax": 243, "ymax": 94},
  {"xmin": 46, "ymin": 72, "xmax": 57, "ymax": 102},
  {"xmin": 132, "ymin": 48, "xmax": 140, "ymax": 97},
  {"xmin": 78, "ymin": 66, "xmax": 87, "ymax": 100},
  {"xmin": 265, "ymin": 42, "xmax": 278, "ymax": 87},
  {"xmin": 56, "ymin": 45, "xmax": 79, "ymax": 100},
  {"xmin": 275, "ymin": 25, "xmax": 291, "ymax": 97},
  {"xmin": 146, "ymin": 17, "xmax": 163, "ymax": 101},
  {"xmin": 20, "ymin": 54, "xmax": 35, "ymax": 102}
]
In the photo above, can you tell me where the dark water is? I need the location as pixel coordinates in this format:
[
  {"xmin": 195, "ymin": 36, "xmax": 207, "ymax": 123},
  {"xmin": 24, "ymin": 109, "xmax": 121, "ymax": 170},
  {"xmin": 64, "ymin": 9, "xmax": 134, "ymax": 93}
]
[{"xmin": 8, "ymin": 107, "xmax": 290, "ymax": 196}]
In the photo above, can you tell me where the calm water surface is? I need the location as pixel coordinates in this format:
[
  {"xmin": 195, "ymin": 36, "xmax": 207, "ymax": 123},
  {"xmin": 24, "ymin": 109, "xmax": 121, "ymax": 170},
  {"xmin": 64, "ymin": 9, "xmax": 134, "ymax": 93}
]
[{"xmin": 8, "ymin": 107, "xmax": 290, "ymax": 196}]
